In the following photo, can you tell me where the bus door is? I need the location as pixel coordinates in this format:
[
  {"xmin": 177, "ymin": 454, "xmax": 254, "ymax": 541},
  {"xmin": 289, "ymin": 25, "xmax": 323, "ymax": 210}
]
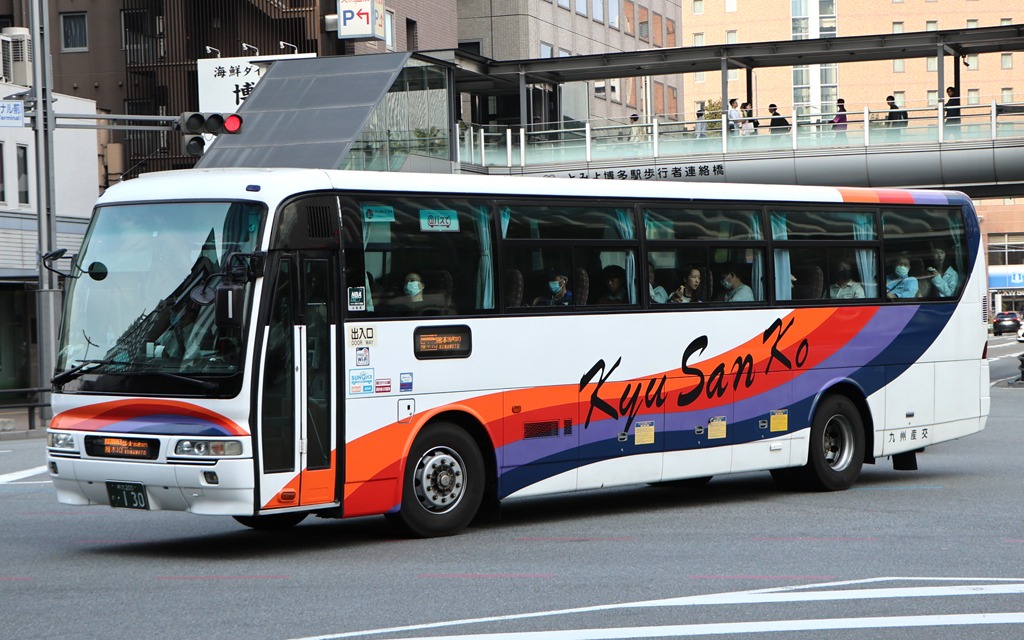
[{"xmin": 258, "ymin": 196, "xmax": 342, "ymax": 512}]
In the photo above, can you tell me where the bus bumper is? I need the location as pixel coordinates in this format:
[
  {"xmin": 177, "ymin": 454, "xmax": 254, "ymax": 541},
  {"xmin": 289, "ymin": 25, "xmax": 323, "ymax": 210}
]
[{"xmin": 48, "ymin": 456, "xmax": 255, "ymax": 516}]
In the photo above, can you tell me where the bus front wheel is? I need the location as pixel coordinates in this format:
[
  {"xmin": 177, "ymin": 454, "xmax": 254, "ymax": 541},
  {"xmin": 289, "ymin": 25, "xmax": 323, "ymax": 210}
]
[
  {"xmin": 387, "ymin": 422, "xmax": 485, "ymax": 538},
  {"xmin": 794, "ymin": 394, "xmax": 865, "ymax": 491}
]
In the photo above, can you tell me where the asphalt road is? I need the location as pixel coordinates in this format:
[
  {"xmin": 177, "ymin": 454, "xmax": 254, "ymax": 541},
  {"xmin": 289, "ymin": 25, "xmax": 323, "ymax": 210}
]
[{"xmin": 2, "ymin": 340, "xmax": 1024, "ymax": 640}]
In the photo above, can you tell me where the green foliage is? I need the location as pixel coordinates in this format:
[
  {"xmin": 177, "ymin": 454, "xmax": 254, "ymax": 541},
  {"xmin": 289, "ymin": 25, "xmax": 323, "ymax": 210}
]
[{"xmin": 702, "ymin": 98, "xmax": 723, "ymax": 131}]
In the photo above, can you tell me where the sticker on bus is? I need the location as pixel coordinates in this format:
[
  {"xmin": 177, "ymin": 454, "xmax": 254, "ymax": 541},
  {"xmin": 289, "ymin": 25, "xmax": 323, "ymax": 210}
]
[
  {"xmin": 361, "ymin": 205, "xmax": 395, "ymax": 222},
  {"xmin": 634, "ymin": 421, "xmax": 655, "ymax": 445},
  {"xmin": 400, "ymin": 373, "xmax": 413, "ymax": 392},
  {"xmin": 708, "ymin": 416, "xmax": 727, "ymax": 439},
  {"xmin": 419, "ymin": 210, "xmax": 460, "ymax": 232},
  {"xmin": 356, "ymin": 347, "xmax": 369, "ymax": 367},
  {"xmin": 348, "ymin": 286, "xmax": 366, "ymax": 311},
  {"xmin": 349, "ymin": 369, "xmax": 374, "ymax": 395},
  {"xmin": 349, "ymin": 325, "xmax": 377, "ymax": 347},
  {"xmin": 770, "ymin": 409, "xmax": 789, "ymax": 432}
]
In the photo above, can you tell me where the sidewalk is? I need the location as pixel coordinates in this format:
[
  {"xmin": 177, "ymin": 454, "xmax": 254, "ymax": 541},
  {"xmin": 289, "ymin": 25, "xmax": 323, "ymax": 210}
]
[{"xmin": 0, "ymin": 407, "xmax": 49, "ymax": 441}]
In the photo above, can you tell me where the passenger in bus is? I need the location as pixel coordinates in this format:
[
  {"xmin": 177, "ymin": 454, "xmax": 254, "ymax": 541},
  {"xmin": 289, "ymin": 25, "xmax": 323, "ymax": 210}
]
[
  {"xmin": 391, "ymin": 272, "xmax": 429, "ymax": 314},
  {"xmin": 885, "ymin": 254, "xmax": 918, "ymax": 299},
  {"xmin": 717, "ymin": 264, "xmax": 754, "ymax": 302},
  {"xmin": 596, "ymin": 265, "xmax": 629, "ymax": 304},
  {"xmin": 670, "ymin": 266, "xmax": 704, "ymax": 303},
  {"xmin": 648, "ymin": 263, "xmax": 669, "ymax": 304},
  {"xmin": 927, "ymin": 242, "xmax": 959, "ymax": 297},
  {"xmin": 828, "ymin": 259, "xmax": 865, "ymax": 299},
  {"xmin": 911, "ymin": 258, "xmax": 933, "ymax": 299},
  {"xmin": 534, "ymin": 268, "xmax": 573, "ymax": 306}
]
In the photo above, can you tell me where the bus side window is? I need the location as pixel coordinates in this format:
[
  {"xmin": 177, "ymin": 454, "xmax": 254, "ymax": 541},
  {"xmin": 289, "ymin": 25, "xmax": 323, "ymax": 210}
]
[{"xmin": 883, "ymin": 207, "xmax": 966, "ymax": 301}]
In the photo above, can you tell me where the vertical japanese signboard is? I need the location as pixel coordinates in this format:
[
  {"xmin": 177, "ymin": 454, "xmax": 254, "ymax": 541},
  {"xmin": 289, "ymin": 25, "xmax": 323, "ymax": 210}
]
[{"xmin": 338, "ymin": 0, "xmax": 386, "ymax": 41}]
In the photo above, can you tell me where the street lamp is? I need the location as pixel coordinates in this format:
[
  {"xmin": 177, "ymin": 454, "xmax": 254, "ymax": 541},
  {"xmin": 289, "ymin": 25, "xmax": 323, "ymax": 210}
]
[
  {"xmin": 279, "ymin": 41, "xmax": 298, "ymax": 54},
  {"xmin": 205, "ymin": 46, "xmax": 221, "ymax": 58},
  {"xmin": 241, "ymin": 42, "xmax": 259, "ymax": 57}
]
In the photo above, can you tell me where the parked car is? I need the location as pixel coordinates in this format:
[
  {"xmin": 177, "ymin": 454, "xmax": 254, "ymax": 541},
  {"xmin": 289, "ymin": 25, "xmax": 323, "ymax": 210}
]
[{"xmin": 993, "ymin": 311, "xmax": 1021, "ymax": 336}]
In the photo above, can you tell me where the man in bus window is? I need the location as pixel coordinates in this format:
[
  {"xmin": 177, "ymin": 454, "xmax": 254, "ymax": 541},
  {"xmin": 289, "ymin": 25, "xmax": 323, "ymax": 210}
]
[
  {"xmin": 718, "ymin": 264, "xmax": 754, "ymax": 302},
  {"xmin": 885, "ymin": 254, "xmax": 918, "ymax": 300},
  {"xmin": 829, "ymin": 258, "xmax": 865, "ymax": 299},
  {"xmin": 535, "ymin": 268, "xmax": 573, "ymax": 306},
  {"xmin": 596, "ymin": 265, "xmax": 629, "ymax": 304}
]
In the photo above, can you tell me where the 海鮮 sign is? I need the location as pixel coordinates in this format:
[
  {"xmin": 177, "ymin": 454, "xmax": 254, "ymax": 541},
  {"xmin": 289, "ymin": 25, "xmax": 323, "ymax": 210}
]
[{"xmin": 197, "ymin": 53, "xmax": 316, "ymax": 113}]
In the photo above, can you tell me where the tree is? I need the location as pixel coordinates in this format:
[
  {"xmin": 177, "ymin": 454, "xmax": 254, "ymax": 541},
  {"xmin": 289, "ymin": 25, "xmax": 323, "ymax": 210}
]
[{"xmin": 702, "ymin": 99, "xmax": 723, "ymax": 131}]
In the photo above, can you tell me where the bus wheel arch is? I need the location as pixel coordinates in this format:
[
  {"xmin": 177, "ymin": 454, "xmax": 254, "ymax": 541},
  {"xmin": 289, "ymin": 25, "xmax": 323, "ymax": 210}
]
[
  {"xmin": 387, "ymin": 412, "xmax": 493, "ymax": 537},
  {"xmin": 821, "ymin": 382, "xmax": 874, "ymax": 466}
]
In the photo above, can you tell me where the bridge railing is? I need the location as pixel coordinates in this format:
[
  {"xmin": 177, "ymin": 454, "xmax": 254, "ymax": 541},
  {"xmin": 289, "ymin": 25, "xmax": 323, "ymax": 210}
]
[{"xmin": 460, "ymin": 99, "xmax": 1024, "ymax": 168}]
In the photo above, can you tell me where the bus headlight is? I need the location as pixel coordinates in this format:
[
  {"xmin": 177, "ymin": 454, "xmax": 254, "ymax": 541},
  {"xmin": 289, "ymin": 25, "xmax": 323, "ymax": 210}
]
[
  {"xmin": 174, "ymin": 440, "xmax": 243, "ymax": 456},
  {"xmin": 47, "ymin": 433, "xmax": 76, "ymax": 450}
]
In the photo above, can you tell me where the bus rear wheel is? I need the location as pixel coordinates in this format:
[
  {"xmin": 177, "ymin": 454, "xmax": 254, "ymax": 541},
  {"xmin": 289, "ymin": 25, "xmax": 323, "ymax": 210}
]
[
  {"xmin": 387, "ymin": 422, "xmax": 484, "ymax": 538},
  {"xmin": 233, "ymin": 512, "xmax": 307, "ymax": 531},
  {"xmin": 794, "ymin": 394, "xmax": 865, "ymax": 491}
]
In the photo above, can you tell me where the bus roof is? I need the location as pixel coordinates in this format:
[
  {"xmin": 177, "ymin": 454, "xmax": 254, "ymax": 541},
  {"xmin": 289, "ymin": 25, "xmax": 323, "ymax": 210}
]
[{"xmin": 97, "ymin": 168, "xmax": 969, "ymax": 209}]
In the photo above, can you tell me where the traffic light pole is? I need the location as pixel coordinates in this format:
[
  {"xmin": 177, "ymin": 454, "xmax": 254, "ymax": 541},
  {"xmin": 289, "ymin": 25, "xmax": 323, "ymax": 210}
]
[{"xmin": 29, "ymin": 0, "xmax": 59, "ymax": 420}]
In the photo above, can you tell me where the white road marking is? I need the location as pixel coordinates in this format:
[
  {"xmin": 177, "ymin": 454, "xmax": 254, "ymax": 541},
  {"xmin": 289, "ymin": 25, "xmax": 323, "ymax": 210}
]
[
  {"xmin": 0, "ymin": 466, "xmax": 48, "ymax": 484},
  {"xmin": 292, "ymin": 577, "xmax": 1024, "ymax": 640},
  {"xmin": 384, "ymin": 612, "xmax": 1024, "ymax": 640}
]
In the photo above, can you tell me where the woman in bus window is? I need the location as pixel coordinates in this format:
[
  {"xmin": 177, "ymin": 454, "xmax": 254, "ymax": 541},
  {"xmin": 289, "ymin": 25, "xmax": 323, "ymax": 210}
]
[
  {"xmin": 886, "ymin": 254, "xmax": 918, "ymax": 300},
  {"xmin": 927, "ymin": 242, "xmax": 959, "ymax": 297},
  {"xmin": 670, "ymin": 266, "xmax": 704, "ymax": 303}
]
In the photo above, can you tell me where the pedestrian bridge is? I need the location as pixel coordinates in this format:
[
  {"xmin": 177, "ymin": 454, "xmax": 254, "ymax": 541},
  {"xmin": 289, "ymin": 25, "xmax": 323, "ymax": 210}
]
[{"xmin": 438, "ymin": 101, "xmax": 1024, "ymax": 199}]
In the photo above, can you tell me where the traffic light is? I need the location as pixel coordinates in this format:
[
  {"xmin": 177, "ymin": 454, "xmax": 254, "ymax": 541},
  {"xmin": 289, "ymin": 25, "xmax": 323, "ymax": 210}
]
[{"xmin": 178, "ymin": 112, "xmax": 244, "ymax": 157}]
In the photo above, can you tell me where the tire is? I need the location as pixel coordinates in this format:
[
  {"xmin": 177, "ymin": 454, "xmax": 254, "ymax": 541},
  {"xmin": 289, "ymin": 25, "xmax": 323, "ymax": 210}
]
[
  {"xmin": 386, "ymin": 422, "xmax": 485, "ymax": 538},
  {"xmin": 233, "ymin": 512, "xmax": 307, "ymax": 531},
  {"xmin": 794, "ymin": 394, "xmax": 865, "ymax": 491}
]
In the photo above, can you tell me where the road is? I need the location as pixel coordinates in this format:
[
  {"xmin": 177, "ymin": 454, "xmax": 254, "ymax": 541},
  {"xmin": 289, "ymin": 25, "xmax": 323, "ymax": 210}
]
[{"xmin": 2, "ymin": 337, "xmax": 1024, "ymax": 640}]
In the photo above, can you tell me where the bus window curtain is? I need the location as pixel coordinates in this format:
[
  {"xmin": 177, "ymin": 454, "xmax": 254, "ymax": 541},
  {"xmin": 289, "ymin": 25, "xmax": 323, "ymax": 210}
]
[
  {"xmin": 361, "ymin": 219, "xmax": 375, "ymax": 312},
  {"xmin": 854, "ymin": 217, "xmax": 878, "ymax": 298},
  {"xmin": 950, "ymin": 217, "xmax": 965, "ymax": 279},
  {"xmin": 770, "ymin": 213, "xmax": 791, "ymax": 300},
  {"xmin": 500, "ymin": 207, "xmax": 511, "ymax": 237},
  {"xmin": 614, "ymin": 209, "xmax": 637, "ymax": 303},
  {"xmin": 475, "ymin": 206, "xmax": 494, "ymax": 310}
]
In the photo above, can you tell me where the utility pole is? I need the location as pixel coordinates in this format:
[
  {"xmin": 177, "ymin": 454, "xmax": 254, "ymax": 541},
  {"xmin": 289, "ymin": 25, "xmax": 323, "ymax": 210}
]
[{"xmin": 30, "ymin": 0, "xmax": 59, "ymax": 419}]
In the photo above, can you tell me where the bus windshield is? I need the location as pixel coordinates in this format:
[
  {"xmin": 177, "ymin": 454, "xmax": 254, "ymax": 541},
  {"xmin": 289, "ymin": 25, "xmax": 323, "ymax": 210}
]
[{"xmin": 56, "ymin": 201, "xmax": 264, "ymax": 390}]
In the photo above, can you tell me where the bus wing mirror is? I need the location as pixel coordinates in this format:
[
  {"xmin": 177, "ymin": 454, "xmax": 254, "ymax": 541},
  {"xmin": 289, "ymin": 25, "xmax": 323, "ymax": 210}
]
[{"xmin": 215, "ymin": 283, "xmax": 244, "ymax": 328}]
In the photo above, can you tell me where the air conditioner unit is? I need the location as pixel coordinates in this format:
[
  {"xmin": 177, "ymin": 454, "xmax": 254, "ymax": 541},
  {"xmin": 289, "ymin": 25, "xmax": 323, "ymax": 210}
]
[
  {"xmin": 0, "ymin": 36, "xmax": 12, "ymax": 84},
  {"xmin": 2, "ymin": 27, "xmax": 32, "ymax": 87}
]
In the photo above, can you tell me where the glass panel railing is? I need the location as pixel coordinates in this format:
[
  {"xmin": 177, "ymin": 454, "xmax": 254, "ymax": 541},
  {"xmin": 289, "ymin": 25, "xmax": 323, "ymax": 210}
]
[{"xmin": 996, "ymin": 102, "xmax": 1024, "ymax": 139}]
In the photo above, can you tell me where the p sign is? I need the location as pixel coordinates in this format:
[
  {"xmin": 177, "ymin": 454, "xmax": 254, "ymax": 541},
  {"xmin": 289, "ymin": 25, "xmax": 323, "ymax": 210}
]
[{"xmin": 338, "ymin": 0, "xmax": 385, "ymax": 41}]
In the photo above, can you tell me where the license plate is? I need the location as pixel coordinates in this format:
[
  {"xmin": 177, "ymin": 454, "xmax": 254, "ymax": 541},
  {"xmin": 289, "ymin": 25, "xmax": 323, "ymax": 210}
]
[{"xmin": 106, "ymin": 482, "xmax": 149, "ymax": 510}]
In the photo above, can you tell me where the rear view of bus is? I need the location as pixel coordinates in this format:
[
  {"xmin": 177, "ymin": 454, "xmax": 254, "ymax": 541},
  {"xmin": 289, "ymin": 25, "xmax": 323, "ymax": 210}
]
[{"xmin": 45, "ymin": 169, "xmax": 989, "ymax": 536}]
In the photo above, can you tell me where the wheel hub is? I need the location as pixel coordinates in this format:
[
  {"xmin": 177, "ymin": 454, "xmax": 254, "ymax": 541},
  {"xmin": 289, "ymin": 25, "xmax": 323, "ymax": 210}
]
[
  {"xmin": 822, "ymin": 414, "xmax": 854, "ymax": 472},
  {"xmin": 413, "ymin": 447, "xmax": 466, "ymax": 514}
]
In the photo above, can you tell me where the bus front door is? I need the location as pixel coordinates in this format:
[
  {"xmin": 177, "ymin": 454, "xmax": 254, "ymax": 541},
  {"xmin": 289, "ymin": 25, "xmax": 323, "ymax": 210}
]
[{"xmin": 258, "ymin": 252, "xmax": 339, "ymax": 511}]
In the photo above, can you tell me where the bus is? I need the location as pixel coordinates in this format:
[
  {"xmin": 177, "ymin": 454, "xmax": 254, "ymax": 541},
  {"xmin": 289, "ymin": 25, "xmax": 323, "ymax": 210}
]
[{"xmin": 45, "ymin": 169, "xmax": 989, "ymax": 537}]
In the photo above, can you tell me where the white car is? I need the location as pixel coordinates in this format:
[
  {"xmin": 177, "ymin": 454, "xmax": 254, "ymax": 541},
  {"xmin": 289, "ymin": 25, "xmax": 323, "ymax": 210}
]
[{"xmin": 1017, "ymin": 325, "xmax": 1024, "ymax": 343}]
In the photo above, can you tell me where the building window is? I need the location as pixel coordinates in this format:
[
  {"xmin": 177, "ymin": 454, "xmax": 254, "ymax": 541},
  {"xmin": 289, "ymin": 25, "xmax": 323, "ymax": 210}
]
[
  {"xmin": 576, "ymin": 0, "xmax": 587, "ymax": 16},
  {"xmin": 1003, "ymin": 18, "xmax": 1012, "ymax": 26},
  {"xmin": 593, "ymin": 0, "xmax": 604, "ymax": 23},
  {"xmin": 1003, "ymin": 88, "xmax": 1014, "ymax": 103},
  {"xmin": 726, "ymin": 31, "xmax": 738, "ymax": 80},
  {"xmin": 693, "ymin": 0, "xmax": 703, "ymax": 15},
  {"xmin": 819, "ymin": 0, "xmax": 836, "ymax": 37},
  {"xmin": 638, "ymin": 6, "xmax": 649, "ymax": 41},
  {"xmin": 61, "ymin": 12, "xmax": 88, "ymax": 52},
  {"xmin": 1003, "ymin": 53, "xmax": 1013, "ymax": 69},
  {"xmin": 926, "ymin": 20, "xmax": 937, "ymax": 31},
  {"xmin": 558, "ymin": 0, "xmax": 570, "ymax": 9},
  {"xmin": 669, "ymin": 86, "xmax": 678, "ymax": 118},
  {"xmin": 894, "ymin": 59, "xmax": 904, "ymax": 73},
  {"xmin": 406, "ymin": 18, "xmax": 418, "ymax": 50},
  {"xmin": 595, "ymin": 80, "xmax": 606, "ymax": 98},
  {"xmin": 726, "ymin": 0, "xmax": 737, "ymax": 11},
  {"xmin": 1005, "ymin": 198, "xmax": 1016, "ymax": 206},
  {"xmin": 693, "ymin": 33, "xmax": 705, "ymax": 82},
  {"xmin": 385, "ymin": 11, "xmax": 395, "ymax": 50},
  {"xmin": 653, "ymin": 81, "xmax": 665, "ymax": 115},
  {"xmin": 652, "ymin": 13, "xmax": 662, "ymax": 46},
  {"xmin": 927, "ymin": 90, "xmax": 938, "ymax": 106},
  {"xmin": 968, "ymin": 89, "xmax": 979, "ymax": 104},
  {"xmin": 967, "ymin": 19, "xmax": 978, "ymax": 28},
  {"xmin": 540, "ymin": 42, "xmax": 553, "ymax": 58},
  {"xmin": 927, "ymin": 56, "xmax": 937, "ymax": 72},
  {"xmin": 559, "ymin": 48, "xmax": 571, "ymax": 57},
  {"xmin": 666, "ymin": 19, "xmax": 676, "ymax": 47},
  {"xmin": 626, "ymin": 77, "xmax": 636, "ymax": 107},
  {"xmin": 966, "ymin": 54, "xmax": 978, "ymax": 70},
  {"xmin": 16, "ymin": 145, "xmax": 28, "ymax": 205},
  {"xmin": 609, "ymin": 0, "xmax": 619, "ymax": 28},
  {"xmin": 892, "ymin": 21, "xmax": 903, "ymax": 33},
  {"xmin": 623, "ymin": 0, "xmax": 635, "ymax": 35},
  {"xmin": 610, "ymin": 78, "xmax": 620, "ymax": 102},
  {"xmin": 893, "ymin": 91, "xmax": 905, "ymax": 108}
]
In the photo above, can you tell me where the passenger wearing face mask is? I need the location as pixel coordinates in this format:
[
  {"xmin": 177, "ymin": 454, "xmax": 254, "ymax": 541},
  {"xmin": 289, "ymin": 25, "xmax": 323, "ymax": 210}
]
[
  {"xmin": 534, "ymin": 268, "xmax": 573, "ymax": 306},
  {"xmin": 829, "ymin": 259, "xmax": 865, "ymax": 299},
  {"xmin": 717, "ymin": 264, "xmax": 754, "ymax": 302},
  {"xmin": 390, "ymin": 272, "xmax": 429, "ymax": 315},
  {"xmin": 885, "ymin": 255, "xmax": 918, "ymax": 300}
]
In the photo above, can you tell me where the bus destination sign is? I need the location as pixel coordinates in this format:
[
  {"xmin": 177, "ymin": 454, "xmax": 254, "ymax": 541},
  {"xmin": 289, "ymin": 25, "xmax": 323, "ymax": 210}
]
[
  {"xmin": 413, "ymin": 325, "xmax": 472, "ymax": 359},
  {"xmin": 85, "ymin": 436, "xmax": 159, "ymax": 460}
]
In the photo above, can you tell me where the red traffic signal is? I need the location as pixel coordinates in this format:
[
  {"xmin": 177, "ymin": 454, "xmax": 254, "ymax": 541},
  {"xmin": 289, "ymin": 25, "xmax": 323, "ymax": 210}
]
[{"xmin": 178, "ymin": 112, "xmax": 244, "ymax": 157}]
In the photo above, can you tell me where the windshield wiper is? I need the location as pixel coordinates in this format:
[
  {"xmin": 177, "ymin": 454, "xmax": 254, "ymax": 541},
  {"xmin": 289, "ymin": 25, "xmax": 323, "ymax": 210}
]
[{"xmin": 51, "ymin": 359, "xmax": 124, "ymax": 387}]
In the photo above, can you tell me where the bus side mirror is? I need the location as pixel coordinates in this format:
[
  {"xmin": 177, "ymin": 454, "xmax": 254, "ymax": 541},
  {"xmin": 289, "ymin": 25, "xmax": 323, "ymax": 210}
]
[{"xmin": 215, "ymin": 283, "xmax": 244, "ymax": 328}]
